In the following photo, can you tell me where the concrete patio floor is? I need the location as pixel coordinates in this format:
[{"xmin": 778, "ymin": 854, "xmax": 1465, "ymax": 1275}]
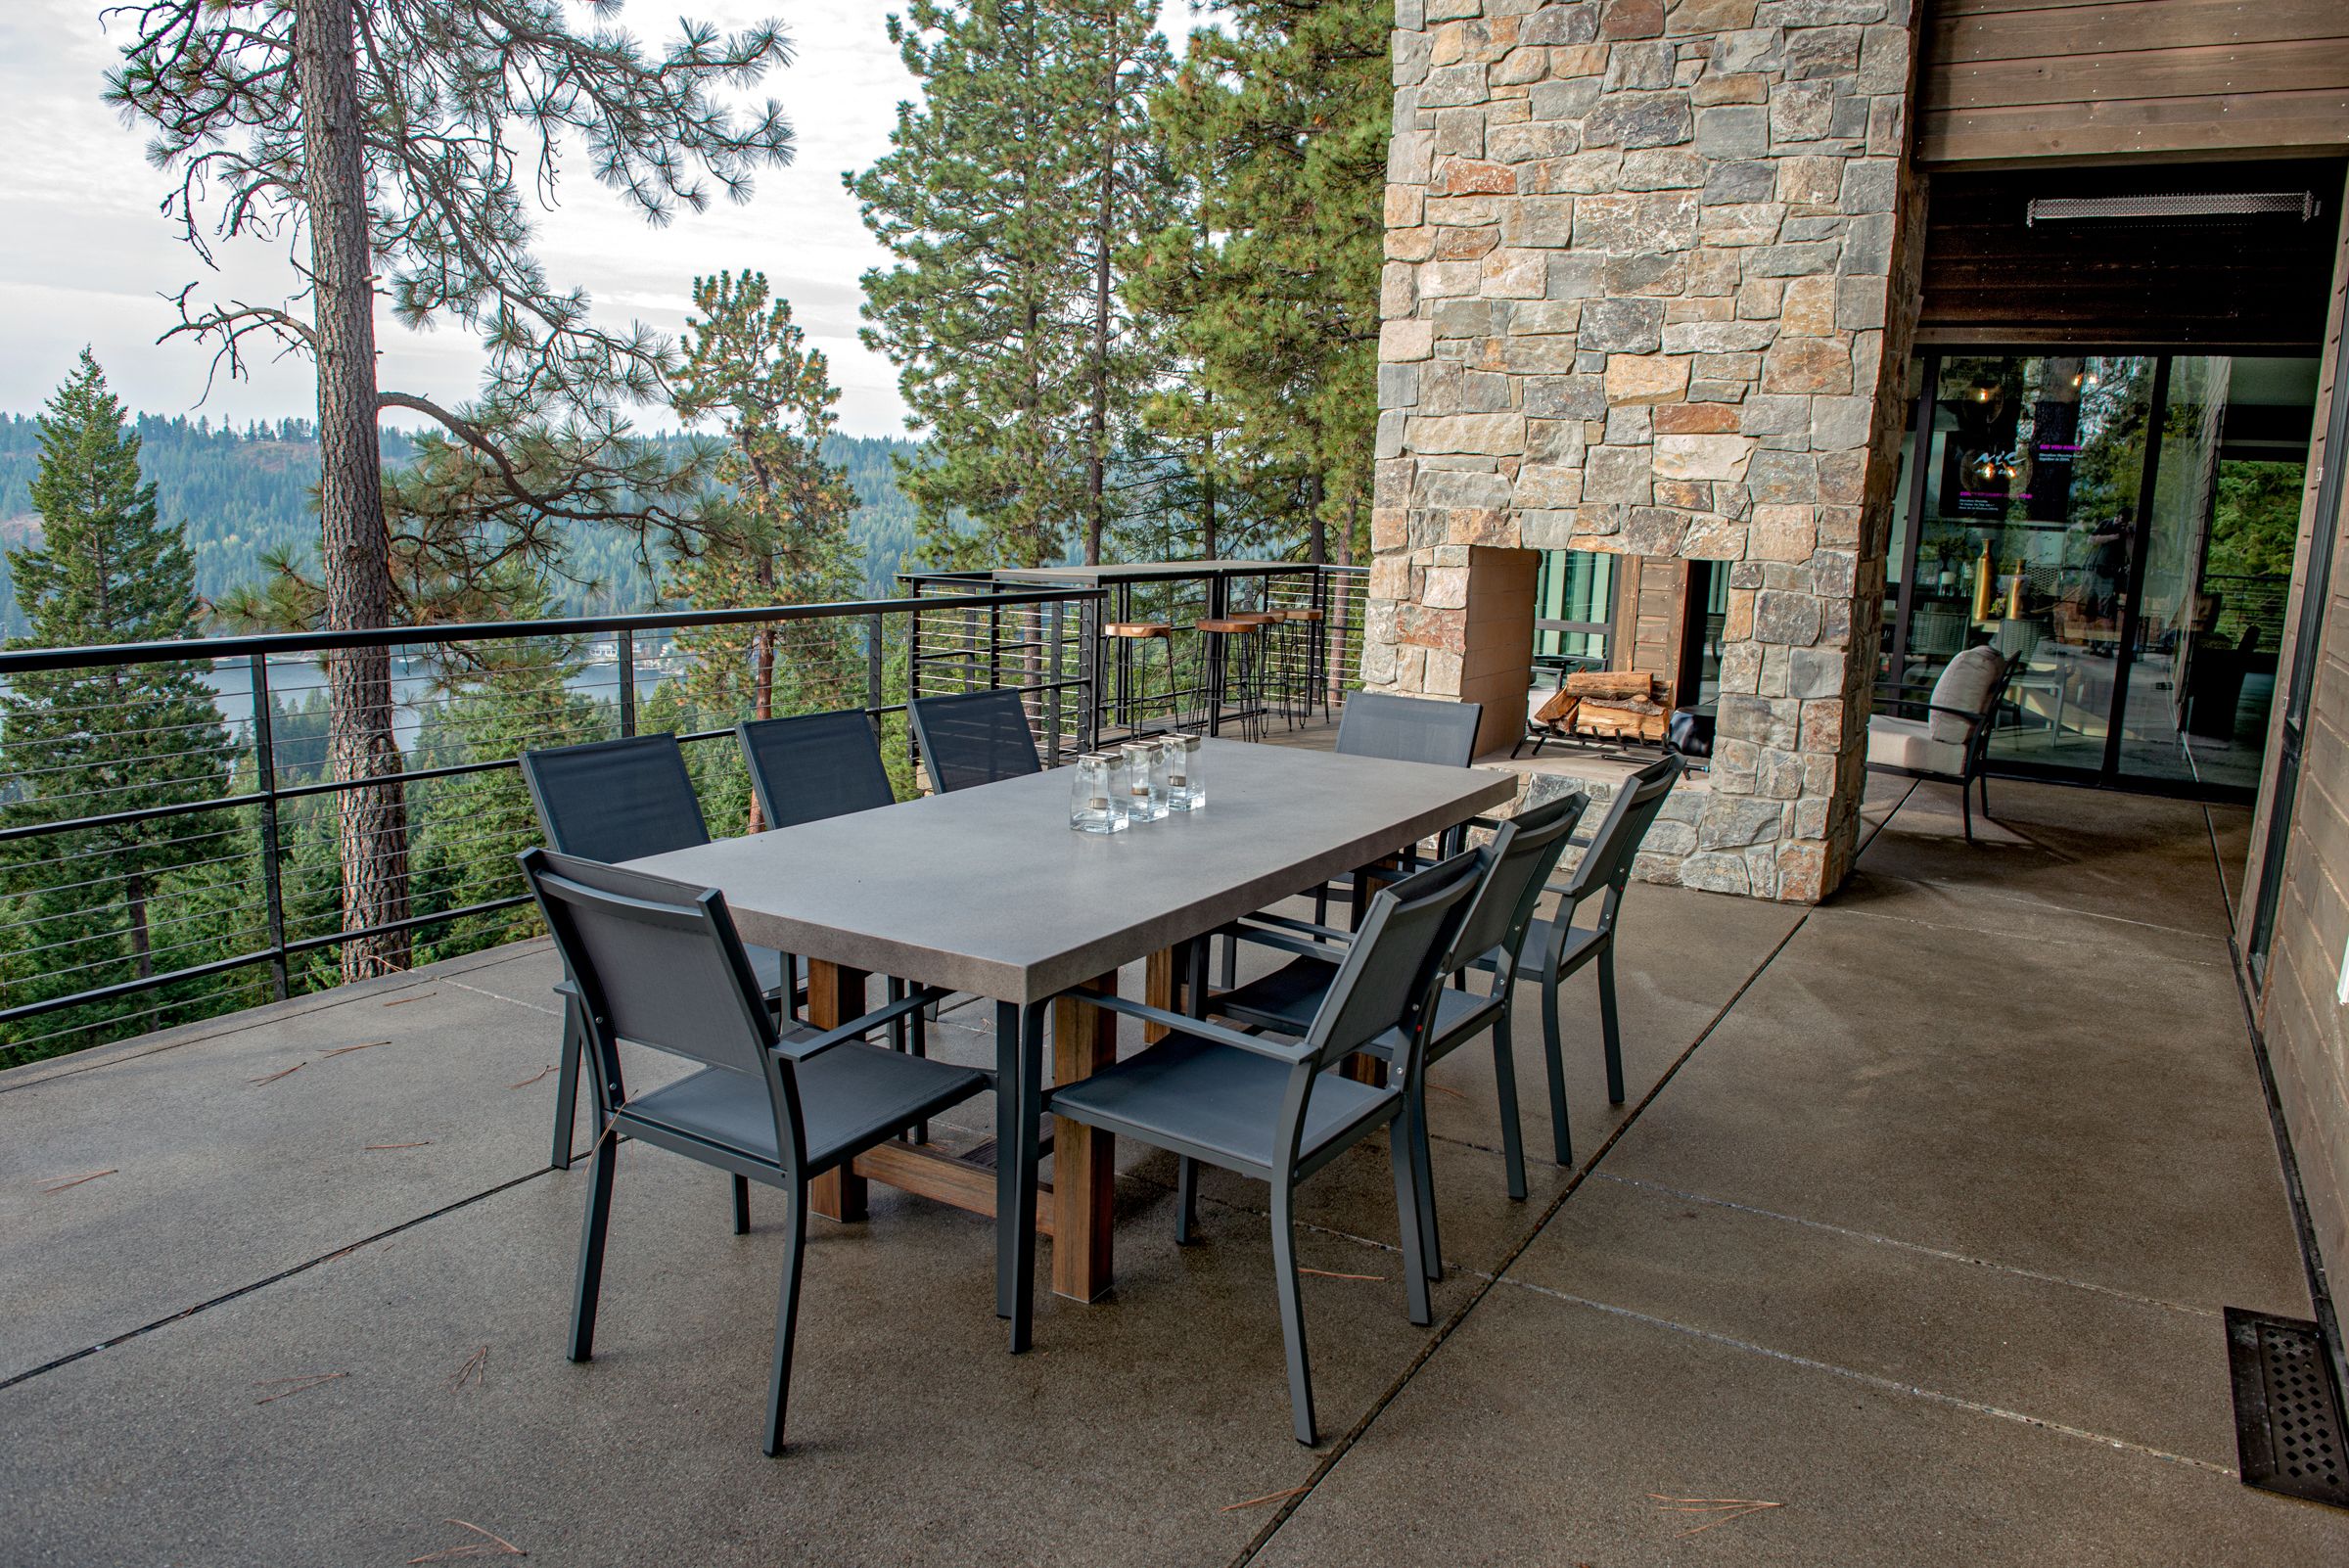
[{"xmin": 4, "ymin": 772, "xmax": 2344, "ymax": 1565}]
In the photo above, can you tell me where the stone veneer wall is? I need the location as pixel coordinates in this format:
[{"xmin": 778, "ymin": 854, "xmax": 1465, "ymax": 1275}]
[{"xmin": 1365, "ymin": 0, "xmax": 1927, "ymax": 902}]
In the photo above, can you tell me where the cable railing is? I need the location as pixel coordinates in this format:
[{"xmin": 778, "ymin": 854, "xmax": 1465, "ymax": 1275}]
[
  {"xmin": 0, "ymin": 585, "xmax": 1103, "ymax": 1066},
  {"xmin": 900, "ymin": 562, "xmax": 1368, "ymax": 743}
]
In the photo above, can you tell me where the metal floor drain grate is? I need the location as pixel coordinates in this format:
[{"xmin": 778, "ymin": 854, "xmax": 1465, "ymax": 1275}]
[{"xmin": 2228, "ymin": 1308, "xmax": 2349, "ymax": 1507}]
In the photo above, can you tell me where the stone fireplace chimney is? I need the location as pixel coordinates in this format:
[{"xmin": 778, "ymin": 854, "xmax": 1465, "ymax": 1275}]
[{"xmin": 1363, "ymin": 0, "xmax": 1925, "ymax": 903}]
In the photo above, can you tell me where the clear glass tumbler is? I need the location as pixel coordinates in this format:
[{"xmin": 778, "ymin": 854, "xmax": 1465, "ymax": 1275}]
[
  {"xmin": 1165, "ymin": 732, "xmax": 1204, "ymax": 810},
  {"xmin": 1123, "ymin": 740, "xmax": 1169, "ymax": 822},
  {"xmin": 1070, "ymin": 752, "xmax": 1127, "ymax": 833}
]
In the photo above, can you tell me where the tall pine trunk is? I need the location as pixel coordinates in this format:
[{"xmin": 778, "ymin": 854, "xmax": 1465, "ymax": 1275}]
[
  {"xmin": 1083, "ymin": 39, "xmax": 1115, "ymax": 569},
  {"xmin": 298, "ymin": 0, "xmax": 409, "ymax": 981}
]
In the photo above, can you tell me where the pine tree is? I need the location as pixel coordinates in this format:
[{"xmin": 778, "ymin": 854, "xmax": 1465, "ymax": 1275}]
[
  {"xmin": 1130, "ymin": 0, "xmax": 1391, "ymax": 567},
  {"xmin": 850, "ymin": 0, "xmax": 1178, "ymax": 570},
  {"xmin": 108, "ymin": 1, "xmax": 796, "ymax": 981},
  {"xmin": 0, "ymin": 352, "xmax": 233, "ymax": 1060},
  {"xmin": 667, "ymin": 272, "xmax": 864, "ymax": 830}
]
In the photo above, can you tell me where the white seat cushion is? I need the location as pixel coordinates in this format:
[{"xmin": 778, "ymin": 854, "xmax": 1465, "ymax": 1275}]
[
  {"xmin": 1928, "ymin": 646, "xmax": 2004, "ymax": 744},
  {"xmin": 1866, "ymin": 715, "xmax": 1965, "ymax": 775}
]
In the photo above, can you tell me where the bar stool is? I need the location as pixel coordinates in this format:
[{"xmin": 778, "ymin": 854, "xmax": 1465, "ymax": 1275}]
[
  {"xmin": 1274, "ymin": 607, "xmax": 1326, "ymax": 728},
  {"xmin": 1103, "ymin": 621, "xmax": 1176, "ymax": 739},
  {"xmin": 1193, "ymin": 616, "xmax": 1269, "ymax": 741}
]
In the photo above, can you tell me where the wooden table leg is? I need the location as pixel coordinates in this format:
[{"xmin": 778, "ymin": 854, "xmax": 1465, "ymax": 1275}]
[
  {"xmin": 1051, "ymin": 971, "xmax": 1119, "ymax": 1302},
  {"xmin": 806, "ymin": 958, "xmax": 871, "ymax": 1222},
  {"xmin": 1145, "ymin": 945, "xmax": 1179, "ymax": 1042}
]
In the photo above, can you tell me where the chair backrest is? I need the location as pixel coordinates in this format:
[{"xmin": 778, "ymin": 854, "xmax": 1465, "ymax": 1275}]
[
  {"xmin": 520, "ymin": 734, "xmax": 710, "ymax": 863},
  {"xmin": 1558, "ymin": 754, "xmax": 1683, "ymax": 907},
  {"xmin": 520, "ymin": 849, "xmax": 776, "ymax": 1082},
  {"xmin": 1447, "ymin": 790, "xmax": 1589, "ymax": 978},
  {"xmin": 909, "ymin": 689, "xmax": 1044, "ymax": 794},
  {"xmin": 1334, "ymin": 692, "xmax": 1485, "ymax": 768},
  {"xmin": 1302, "ymin": 851, "xmax": 1484, "ymax": 1072},
  {"xmin": 737, "ymin": 710, "xmax": 896, "ymax": 831}
]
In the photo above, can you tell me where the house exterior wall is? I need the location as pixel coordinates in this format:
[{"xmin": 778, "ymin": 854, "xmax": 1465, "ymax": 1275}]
[
  {"xmin": 1918, "ymin": 0, "xmax": 2349, "ymax": 166},
  {"xmin": 1369, "ymin": 0, "xmax": 1929, "ymax": 901},
  {"xmin": 2244, "ymin": 197, "xmax": 2349, "ymax": 1321}
]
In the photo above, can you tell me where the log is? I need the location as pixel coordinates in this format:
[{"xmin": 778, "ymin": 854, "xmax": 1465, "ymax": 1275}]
[
  {"xmin": 1533, "ymin": 688, "xmax": 1581, "ymax": 726},
  {"xmin": 1563, "ymin": 669, "xmax": 1654, "ymax": 700},
  {"xmin": 1574, "ymin": 695, "xmax": 1668, "ymax": 742}
]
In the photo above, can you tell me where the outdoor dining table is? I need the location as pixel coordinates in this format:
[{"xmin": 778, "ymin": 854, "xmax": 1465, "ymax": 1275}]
[{"xmin": 623, "ymin": 736, "xmax": 1516, "ymax": 1350}]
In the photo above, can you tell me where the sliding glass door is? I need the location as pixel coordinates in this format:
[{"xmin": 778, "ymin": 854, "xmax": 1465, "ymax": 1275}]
[{"xmin": 1882, "ymin": 348, "xmax": 2304, "ymax": 797}]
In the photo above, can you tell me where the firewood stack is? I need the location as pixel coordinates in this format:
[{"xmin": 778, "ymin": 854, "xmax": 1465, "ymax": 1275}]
[{"xmin": 1532, "ymin": 669, "xmax": 1669, "ymax": 743}]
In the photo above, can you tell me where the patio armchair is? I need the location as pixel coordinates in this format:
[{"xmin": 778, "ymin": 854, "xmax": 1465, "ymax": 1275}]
[
  {"xmin": 1210, "ymin": 790, "xmax": 1589, "ymax": 1275},
  {"xmin": 1466, "ymin": 755, "xmax": 1684, "ymax": 1167},
  {"xmin": 1298, "ymin": 692, "xmax": 1485, "ymax": 940},
  {"xmin": 1865, "ymin": 645, "xmax": 2011, "ymax": 842},
  {"xmin": 519, "ymin": 848, "xmax": 981, "ymax": 1456},
  {"xmin": 908, "ymin": 688, "xmax": 1043, "ymax": 794},
  {"xmin": 1034, "ymin": 853, "xmax": 1484, "ymax": 1446},
  {"xmin": 737, "ymin": 709, "xmax": 898, "ymax": 830},
  {"xmin": 522, "ymin": 734, "xmax": 801, "ymax": 1173}
]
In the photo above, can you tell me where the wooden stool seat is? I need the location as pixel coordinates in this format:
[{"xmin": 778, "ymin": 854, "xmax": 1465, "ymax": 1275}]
[
  {"xmin": 1193, "ymin": 618, "xmax": 1265, "ymax": 635},
  {"xmin": 1104, "ymin": 622, "xmax": 1174, "ymax": 639},
  {"xmin": 1281, "ymin": 608, "xmax": 1324, "ymax": 623}
]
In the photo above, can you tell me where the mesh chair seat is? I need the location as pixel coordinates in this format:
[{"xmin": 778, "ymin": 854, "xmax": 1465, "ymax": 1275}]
[
  {"xmin": 1470, "ymin": 916, "xmax": 1603, "ymax": 982},
  {"xmin": 624, "ymin": 1042, "xmax": 988, "ymax": 1175},
  {"xmin": 1047, "ymin": 1031, "xmax": 1396, "ymax": 1175}
]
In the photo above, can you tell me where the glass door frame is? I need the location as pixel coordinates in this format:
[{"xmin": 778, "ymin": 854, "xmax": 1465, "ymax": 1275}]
[{"xmin": 1887, "ymin": 346, "xmax": 2252, "ymax": 801}]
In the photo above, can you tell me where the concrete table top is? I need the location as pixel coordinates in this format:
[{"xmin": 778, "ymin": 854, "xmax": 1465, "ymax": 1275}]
[{"xmin": 625, "ymin": 739, "xmax": 1515, "ymax": 1006}]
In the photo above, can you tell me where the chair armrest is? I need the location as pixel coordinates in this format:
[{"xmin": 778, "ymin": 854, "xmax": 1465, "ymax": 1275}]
[
  {"xmin": 776, "ymin": 984, "xmax": 954, "ymax": 1063},
  {"xmin": 1225, "ymin": 924, "xmax": 1350, "ymax": 964},
  {"xmin": 1070, "ymin": 991, "xmax": 1316, "ymax": 1064},
  {"xmin": 1235, "ymin": 910, "xmax": 1355, "ymax": 946}
]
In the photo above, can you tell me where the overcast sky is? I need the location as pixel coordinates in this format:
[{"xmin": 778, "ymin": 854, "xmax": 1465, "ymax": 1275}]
[{"xmin": 0, "ymin": 2, "xmax": 1196, "ymax": 439}]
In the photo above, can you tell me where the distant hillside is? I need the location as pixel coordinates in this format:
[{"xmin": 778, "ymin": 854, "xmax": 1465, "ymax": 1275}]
[{"xmin": 0, "ymin": 412, "xmax": 927, "ymax": 638}]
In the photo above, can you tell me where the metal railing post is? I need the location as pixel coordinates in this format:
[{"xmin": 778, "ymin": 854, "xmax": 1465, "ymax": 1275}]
[
  {"xmin": 617, "ymin": 630, "xmax": 637, "ymax": 738},
  {"xmin": 248, "ymin": 653, "xmax": 291, "ymax": 1002},
  {"xmin": 1045, "ymin": 599, "xmax": 1064, "ymax": 765},
  {"xmin": 867, "ymin": 611, "xmax": 886, "ymax": 744},
  {"xmin": 1082, "ymin": 594, "xmax": 1103, "ymax": 754}
]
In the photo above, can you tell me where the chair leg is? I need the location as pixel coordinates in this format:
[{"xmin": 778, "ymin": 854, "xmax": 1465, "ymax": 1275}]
[
  {"xmin": 1961, "ymin": 775, "xmax": 1975, "ymax": 843},
  {"xmin": 1389, "ymin": 1115, "xmax": 1436, "ymax": 1324},
  {"xmin": 1409, "ymin": 1094, "xmax": 1442, "ymax": 1282},
  {"xmin": 550, "ymin": 996, "xmax": 584, "ymax": 1171},
  {"xmin": 1978, "ymin": 768, "xmax": 1993, "ymax": 822},
  {"xmin": 1174, "ymin": 1155, "xmax": 1200, "ymax": 1245},
  {"xmin": 732, "ymin": 1174, "xmax": 751, "ymax": 1235},
  {"xmin": 568, "ymin": 1127, "xmax": 618, "ymax": 1362},
  {"xmin": 1220, "ymin": 931, "xmax": 1237, "ymax": 991},
  {"xmin": 1541, "ymin": 978, "xmax": 1573, "ymax": 1168},
  {"xmin": 1269, "ymin": 1181, "xmax": 1317, "ymax": 1446},
  {"xmin": 761, "ymin": 1174, "xmax": 810, "ymax": 1456},
  {"xmin": 1597, "ymin": 944, "xmax": 1626, "ymax": 1108},
  {"xmin": 1313, "ymin": 884, "xmax": 1328, "ymax": 929},
  {"xmin": 1490, "ymin": 1010, "xmax": 1529, "ymax": 1202}
]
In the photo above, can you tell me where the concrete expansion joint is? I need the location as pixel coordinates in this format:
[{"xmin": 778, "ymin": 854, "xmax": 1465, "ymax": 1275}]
[
  {"xmin": 1495, "ymin": 1274, "xmax": 2234, "ymax": 1480},
  {"xmin": 1589, "ymin": 1172, "xmax": 2226, "ymax": 1320}
]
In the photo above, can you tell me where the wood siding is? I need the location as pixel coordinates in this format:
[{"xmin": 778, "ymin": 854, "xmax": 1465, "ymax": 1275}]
[
  {"xmin": 1916, "ymin": 160, "xmax": 2345, "ymax": 348},
  {"xmin": 2243, "ymin": 197, "xmax": 2349, "ymax": 1336},
  {"xmin": 1921, "ymin": 0, "xmax": 2349, "ymax": 165}
]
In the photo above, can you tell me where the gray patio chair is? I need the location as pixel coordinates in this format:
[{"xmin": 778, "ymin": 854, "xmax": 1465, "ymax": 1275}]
[
  {"xmin": 522, "ymin": 734, "xmax": 802, "ymax": 1173},
  {"xmin": 1033, "ymin": 852, "xmax": 1483, "ymax": 1446},
  {"xmin": 737, "ymin": 709, "xmax": 898, "ymax": 830},
  {"xmin": 737, "ymin": 709, "xmax": 934, "ymax": 1137},
  {"xmin": 519, "ymin": 847, "xmax": 978, "ymax": 1457},
  {"xmin": 908, "ymin": 689, "xmax": 1042, "ymax": 794},
  {"xmin": 1468, "ymin": 755, "xmax": 1684, "ymax": 1166},
  {"xmin": 1210, "ymin": 791, "xmax": 1588, "ymax": 1276},
  {"xmin": 1268, "ymin": 692, "xmax": 1486, "ymax": 954}
]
